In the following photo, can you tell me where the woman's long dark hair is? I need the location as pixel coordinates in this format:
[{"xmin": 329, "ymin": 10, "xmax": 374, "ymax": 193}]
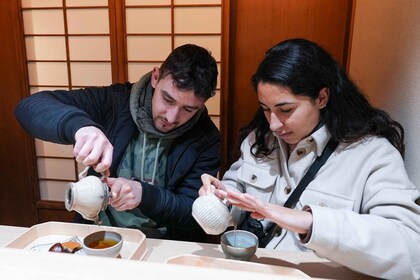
[{"xmin": 241, "ymin": 38, "xmax": 405, "ymax": 158}]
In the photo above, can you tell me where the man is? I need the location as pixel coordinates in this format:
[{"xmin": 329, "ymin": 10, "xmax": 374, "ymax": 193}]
[{"xmin": 15, "ymin": 44, "xmax": 220, "ymax": 242}]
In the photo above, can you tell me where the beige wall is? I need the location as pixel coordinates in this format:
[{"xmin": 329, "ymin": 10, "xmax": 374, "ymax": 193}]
[{"xmin": 349, "ymin": 0, "xmax": 420, "ymax": 187}]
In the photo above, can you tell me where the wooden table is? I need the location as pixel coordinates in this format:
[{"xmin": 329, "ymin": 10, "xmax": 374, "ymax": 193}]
[{"xmin": 0, "ymin": 224, "xmax": 375, "ymax": 279}]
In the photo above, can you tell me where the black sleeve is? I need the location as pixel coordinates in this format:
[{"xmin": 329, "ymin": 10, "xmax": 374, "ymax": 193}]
[{"xmin": 14, "ymin": 84, "xmax": 130, "ymax": 144}]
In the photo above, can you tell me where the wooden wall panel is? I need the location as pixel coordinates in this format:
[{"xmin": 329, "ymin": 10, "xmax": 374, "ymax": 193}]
[
  {"xmin": 0, "ymin": 0, "xmax": 38, "ymax": 226},
  {"xmin": 222, "ymin": 0, "xmax": 353, "ymax": 170},
  {"xmin": 37, "ymin": 201, "xmax": 74, "ymax": 223}
]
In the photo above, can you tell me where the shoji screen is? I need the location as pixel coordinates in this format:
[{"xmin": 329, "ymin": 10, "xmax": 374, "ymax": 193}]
[
  {"xmin": 20, "ymin": 0, "xmax": 222, "ymax": 204},
  {"xmin": 125, "ymin": 0, "xmax": 221, "ymax": 127}
]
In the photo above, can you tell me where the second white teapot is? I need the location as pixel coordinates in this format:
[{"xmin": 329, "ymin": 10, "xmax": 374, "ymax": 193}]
[{"xmin": 192, "ymin": 193, "xmax": 234, "ymax": 235}]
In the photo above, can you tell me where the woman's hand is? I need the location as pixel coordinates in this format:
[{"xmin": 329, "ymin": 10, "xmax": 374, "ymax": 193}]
[
  {"xmin": 106, "ymin": 177, "xmax": 143, "ymax": 211},
  {"xmin": 225, "ymin": 190, "xmax": 313, "ymax": 234},
  {"xmin": 222, "ymin": 190, "xmax": 267, "ymax": 218},
  {"xmin": 199, "ymin": 174, "xmax": 227, "ymax": 197}
]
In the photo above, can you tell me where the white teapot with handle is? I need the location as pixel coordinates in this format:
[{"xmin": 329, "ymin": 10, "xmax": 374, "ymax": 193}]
[
  {"xmin": 65, "ymin": 166, "xmax": 112, "ymax": 223},
  {"xmin": 192, "ymin": 192, "xmax": 235, "ymax": 235}
]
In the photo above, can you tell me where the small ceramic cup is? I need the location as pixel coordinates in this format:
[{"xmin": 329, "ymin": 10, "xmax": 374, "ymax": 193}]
[
  {"xmin": 82, "ymin": 230, "xmax": 123, "ymax": 258},
  {"xmin": 192, "ymin": 193, "xmax": 234, "ymax": 235},
  {"xmin": 220, "ymin": 230, "xmax": 259, "ymax": 261},
  {"xmin": 65, "ymin": 166, "xmax": 111, "ymax": 222}
]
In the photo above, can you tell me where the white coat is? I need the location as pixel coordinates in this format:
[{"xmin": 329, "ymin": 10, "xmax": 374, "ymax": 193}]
[{"xmin": 223, "ymin": 125, "xmax": 420, "ymax": 280}]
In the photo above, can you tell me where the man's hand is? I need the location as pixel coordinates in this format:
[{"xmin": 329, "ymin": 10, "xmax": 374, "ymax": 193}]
[
  {"xmin": 106, "ymin": 177, "xmax": 143, "ymax": 211},
  {"xmin": 74, "ymin": 126, "xmax": 113, "ymax": 172}
]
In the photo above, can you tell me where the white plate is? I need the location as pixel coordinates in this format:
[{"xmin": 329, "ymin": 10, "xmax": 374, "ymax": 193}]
[{"xmin": 30, "ymin": 235, "xmax": 85, "ymax": 255}]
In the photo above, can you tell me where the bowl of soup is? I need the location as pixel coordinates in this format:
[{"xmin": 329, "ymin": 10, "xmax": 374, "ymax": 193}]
[{"xmin": 82, "ymin": 230, "xmax": 123, "ymax": 258}]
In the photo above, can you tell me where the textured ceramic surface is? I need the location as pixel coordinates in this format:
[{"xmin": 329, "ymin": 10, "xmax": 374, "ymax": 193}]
[
  {"xmin": 192, "ymin": 193, "xmax": 233, "ymax": 235},
  {"xmin": 65, "ymin": 175, "xmax": 110, "ymax": 221},
  {"xmin": 220, "ymin": 230, "xmax": 258, "ymax": 261}
]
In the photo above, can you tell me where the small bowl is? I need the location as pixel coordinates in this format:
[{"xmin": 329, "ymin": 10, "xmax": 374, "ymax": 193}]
[
  {"xmin": 220, "ymin": 230, "xmax": 258, "ymax": 261},
  {"xmin": 82, "ymin": 230, "xmax": 123, "ymax": 258}
]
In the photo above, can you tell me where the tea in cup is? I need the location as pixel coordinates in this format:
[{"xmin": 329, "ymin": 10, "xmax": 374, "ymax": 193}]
[
  {"xmin": 220, "ymin": 230, "xmax": 259, "ymax": 261},
  {"xmin": 65, "ymin": 166, "xmax": 111, "ymax": 222},
  {"xmin": 192, "ymin": 193, "xmax": 234, "ymax": 235},
  {"xmin": 82, "ymin": 230, "xmax": 123, "ymax": 258}
]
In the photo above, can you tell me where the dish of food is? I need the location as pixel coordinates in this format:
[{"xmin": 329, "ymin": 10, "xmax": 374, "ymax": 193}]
[
  {"xmin": 49, "ymin": 241, "xmax": 82, "ymax": 254},
  {"xmin": 5, "ymin": 221, "xmax": 147, "ymax": 260},
  {"xmin": 31, "ymin": 236, "xmax": 85, "ymax": 255}
]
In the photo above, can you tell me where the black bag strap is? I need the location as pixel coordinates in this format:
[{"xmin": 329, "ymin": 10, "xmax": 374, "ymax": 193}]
[
  {"xmin": 284, "ymin": 138, "xmax": 338, "ymax": 208},
  {"xmin": 260, "ymin": 138, "xmax": 339, "ymax": 247}
]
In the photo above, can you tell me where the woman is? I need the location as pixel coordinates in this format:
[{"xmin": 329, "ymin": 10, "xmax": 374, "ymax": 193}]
[{"xmin": 200, "ymin": 39, "xmax": 420, "ymax": 279}]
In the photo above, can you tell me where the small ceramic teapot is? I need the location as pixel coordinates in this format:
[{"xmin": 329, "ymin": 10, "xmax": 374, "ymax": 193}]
[
  {"xmin": 192, "ymin": 192, "xmax": 234, "ymax": 235},
  {"xmin": 65, "ymin": 166, "xmax": 112, "ymax": 223}
]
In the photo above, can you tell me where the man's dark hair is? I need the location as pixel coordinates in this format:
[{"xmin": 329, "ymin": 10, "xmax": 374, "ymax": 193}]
[{"xmin": 159, "ymin": 44, "xmax": 218, "ymax": 100}]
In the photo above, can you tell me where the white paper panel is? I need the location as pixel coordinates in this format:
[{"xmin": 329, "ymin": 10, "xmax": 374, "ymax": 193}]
[
  {"xmin": 69, "ymin": 36, "xmax": 111, "ymax": 60},
  {"xmin": 37, "ymin": 158, "xmax": 76, "ymax": 180},
  {"xmin": 21, "ymin": 0, "xmax": 62, "ymax": 8},
  {"xmin": 77, "ymin": 163, "xmax": 89, "ymax": 176},
  {"xmin": 128, "ymin": 62, "xmax": 159, "ymax": 83},
  {"xmin": 23, "ymin": 10, "xmax": 64, "ymax": 34},
  {"xmin": 35, "ymin": 139, "xmax": 74, "ymax": 157},
  {"xmin": 205, "ymin": 90, "xmax": 220, "ymax": 115},
  {"xmin": 67, "ymin": 9, "xmax": 109, "ymax": 34},
  {"xmin": 126, "ymin": 8, "xmax": 171, "ymax": 34},
  {"xmin": 174, "ymin": 35, "xmax": 221, "ymax": 61},
  {"xmin": 30, "ymin": 87, "xmax": 69, "ymax": 94},
  {"xmin": 210, "ymin": 116, "xmax": 220, "ymax": 130},
  {"xmin": 127, "ymin": 36, "xmax": 172, "ymax": 60},
  {"xmin": 174, "ymin": 0, "xmax": 221, "ymax": 4},
  {"xmin": 174, "ymin": 7, "xmax": 221, "ymax": 33},
  {"xmin": 216, "ymin": 63, "xmax": 221, "ymax": 89},
  {"xmin": 28, "ymin": 62, "xmax": 68, "ymax": 85},
  {"xmin": 126, "ymin": 0, "xmax": 170, "ymax": 4},
  {"xmin": 25, "ymin": 36, "xmax": 66, "ymax": 60},
  {"xmin": 70, "ymin": 62, "xmax": 112, "ymax": 86},
  {"xmin": 66, "ymin": 0, "xmax": 108, "ymax": 6},
  {"xmin": 39, "ymin": 180, "xmax": 68, "ymax": 201}
]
